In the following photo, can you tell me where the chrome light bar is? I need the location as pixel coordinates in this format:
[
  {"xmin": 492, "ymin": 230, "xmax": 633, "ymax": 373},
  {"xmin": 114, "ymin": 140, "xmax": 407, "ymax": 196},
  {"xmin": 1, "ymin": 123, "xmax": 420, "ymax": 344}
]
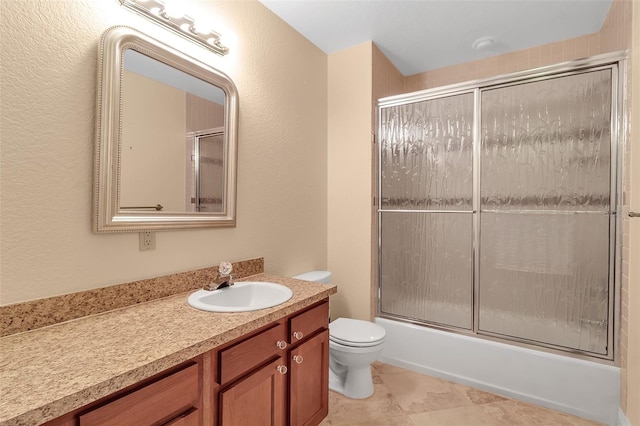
[{"xmin": 118, "ymin": 0, "xmax": 229, "ymax": 56}]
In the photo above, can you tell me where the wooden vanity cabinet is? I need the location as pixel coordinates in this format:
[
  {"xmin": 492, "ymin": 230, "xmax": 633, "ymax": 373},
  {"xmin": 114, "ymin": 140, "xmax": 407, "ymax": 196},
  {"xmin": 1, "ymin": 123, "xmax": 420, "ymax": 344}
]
[
  {"xmin": 216, "ymin": 301, "xmax": 329, "ymax": 426},
  {"xmin": 43, "ymin": 299, "xmax": 330, "ymax": 426}
]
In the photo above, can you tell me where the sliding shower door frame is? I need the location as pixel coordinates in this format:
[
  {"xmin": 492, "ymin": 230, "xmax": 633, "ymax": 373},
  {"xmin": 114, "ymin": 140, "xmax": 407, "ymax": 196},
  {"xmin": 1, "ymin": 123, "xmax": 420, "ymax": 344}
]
[{"xmin": 377, "ymin": 52, "xmax": 627, "ymax": 361}]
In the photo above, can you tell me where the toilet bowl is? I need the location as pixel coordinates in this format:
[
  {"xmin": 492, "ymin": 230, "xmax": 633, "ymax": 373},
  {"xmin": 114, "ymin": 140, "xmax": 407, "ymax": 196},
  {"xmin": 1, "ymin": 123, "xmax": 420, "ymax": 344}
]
[
  {"xmin": 328, "ymin": 317, "xmax": 385, "ymax": 398},
  {"xmin": 293, "ymin": 271, "xmax": 386, "ymax": 399}
]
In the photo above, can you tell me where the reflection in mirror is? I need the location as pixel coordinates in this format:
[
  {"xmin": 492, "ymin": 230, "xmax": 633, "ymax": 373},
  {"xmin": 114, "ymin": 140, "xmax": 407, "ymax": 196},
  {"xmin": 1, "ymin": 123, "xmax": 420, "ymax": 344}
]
[
  {"xmin": 120, "ymin": 50, "xmax": 226, "ymax": 213},
  {"xmin": 190, "ymin": 128, "xmax": 225, "ymax": 212},
  {"xmin": 94, "ymin": 26, "xmax": 238, "ymax": 232}
]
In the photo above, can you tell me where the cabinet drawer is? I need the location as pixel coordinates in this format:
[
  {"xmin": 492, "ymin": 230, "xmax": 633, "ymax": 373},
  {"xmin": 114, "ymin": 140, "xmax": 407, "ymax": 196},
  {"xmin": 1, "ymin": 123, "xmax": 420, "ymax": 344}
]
[
  {"xmin": 219, "ymin": 322, "xmax": 286, "ymax": 385},
  {"xmin": 289, "ymin": 302, "xmax": 328, "ymax": 344},
  {"xmin": 79, "ymin": 363, "xmax": 199, "ymax": 426}
]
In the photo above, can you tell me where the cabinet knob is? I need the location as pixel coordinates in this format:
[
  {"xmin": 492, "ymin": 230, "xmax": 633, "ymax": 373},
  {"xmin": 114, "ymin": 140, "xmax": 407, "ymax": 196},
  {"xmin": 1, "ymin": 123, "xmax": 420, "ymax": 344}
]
[
  {"xmin": 276, "ymin": 340, "xmax": 288, "ymax": 349},
  {"xmin": 276, "ymin": 365, "xmax": 288, "ymax": 375},
  {"xmin": 292, "ymin": 331, "xmax": 304, "ymax": 340},
  {"xmin": 292, "ymin": 354, "xmax": 304, "ymax": 364}
]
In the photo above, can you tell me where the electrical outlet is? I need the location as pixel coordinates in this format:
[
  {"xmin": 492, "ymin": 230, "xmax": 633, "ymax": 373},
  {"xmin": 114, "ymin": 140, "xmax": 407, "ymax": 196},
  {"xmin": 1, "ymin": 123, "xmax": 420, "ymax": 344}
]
[{"xmin": 139, "ymin": 231, "xmax": 156, "ymax": 251}]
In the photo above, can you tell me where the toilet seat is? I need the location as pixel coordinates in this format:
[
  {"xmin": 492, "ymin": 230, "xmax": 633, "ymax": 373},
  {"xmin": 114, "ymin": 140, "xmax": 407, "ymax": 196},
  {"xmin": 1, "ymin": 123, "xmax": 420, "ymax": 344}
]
[
  {"xmin": 330, "ymin": 335, "xmax": 383, "ymax": 348},
  {"xmin": 329, "ymin": 318, "xmax": 386, "ymax": 347}
]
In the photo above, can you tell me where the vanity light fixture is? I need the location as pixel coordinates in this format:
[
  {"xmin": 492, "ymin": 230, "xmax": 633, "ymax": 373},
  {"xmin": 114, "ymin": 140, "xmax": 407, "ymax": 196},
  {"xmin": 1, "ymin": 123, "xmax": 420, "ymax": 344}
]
[{"xmin": 117, "ymin": 0, "xmax": 229, "ymax": 56}]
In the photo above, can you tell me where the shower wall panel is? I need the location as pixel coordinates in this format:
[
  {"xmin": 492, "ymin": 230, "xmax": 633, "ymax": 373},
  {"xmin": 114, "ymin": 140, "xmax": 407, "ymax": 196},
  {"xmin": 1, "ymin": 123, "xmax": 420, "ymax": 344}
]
[
  {"xmin": 380, "ymin": 212, "xmax": 473, "ymax": 329},
  {"xmin": 379, "ymin": 93, "xmax": 474, "ymax": 330},
  {"xmin": 380, "ymin": 94, "xmax": 474, "ymax": 210},
  {"xmin": 479, "ymin": 69, "xmax": 613, "ymax": 354},
  {"xmin": 479, "ymin": 213, "xmax": 610, "ymax": 354},
  {"xmin": 480, "ymin": 70, "xmax": 612, "ymax": 211}
]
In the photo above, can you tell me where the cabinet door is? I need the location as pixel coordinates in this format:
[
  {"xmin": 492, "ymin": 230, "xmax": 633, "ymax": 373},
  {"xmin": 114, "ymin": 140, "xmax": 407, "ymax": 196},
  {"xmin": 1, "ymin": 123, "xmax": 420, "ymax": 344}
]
[
  {"xmin": 289, "ymin": 330, "xmax": 329, "ymax": 426},
  {"xmin": 219, "ymin": 358, "xmax": 286, "ymax": 426}
]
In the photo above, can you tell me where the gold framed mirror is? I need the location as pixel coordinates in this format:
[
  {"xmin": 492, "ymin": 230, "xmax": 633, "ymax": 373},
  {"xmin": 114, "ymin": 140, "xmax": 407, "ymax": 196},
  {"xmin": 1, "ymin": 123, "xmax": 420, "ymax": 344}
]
[{"xmin": 94, "ymin": 26, "xmax": 238, "ymax": 232}]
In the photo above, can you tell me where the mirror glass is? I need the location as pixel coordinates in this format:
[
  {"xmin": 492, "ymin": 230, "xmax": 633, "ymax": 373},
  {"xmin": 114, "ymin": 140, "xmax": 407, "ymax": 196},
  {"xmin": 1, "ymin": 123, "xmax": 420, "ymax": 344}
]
[{"xmin": 94, "ymin": 26, "xmax": 238, "ymax": 232}]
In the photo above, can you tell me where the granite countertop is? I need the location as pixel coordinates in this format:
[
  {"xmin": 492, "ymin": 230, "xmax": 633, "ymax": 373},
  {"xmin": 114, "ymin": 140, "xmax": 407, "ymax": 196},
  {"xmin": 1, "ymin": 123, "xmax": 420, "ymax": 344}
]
[{"xmin": 0, "ymin": 274, "xmax": 336, "ymax": 426}]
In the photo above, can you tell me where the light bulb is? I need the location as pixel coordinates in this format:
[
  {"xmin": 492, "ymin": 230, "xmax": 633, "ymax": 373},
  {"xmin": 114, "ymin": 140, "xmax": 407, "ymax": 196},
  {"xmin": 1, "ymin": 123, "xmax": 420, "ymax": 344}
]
[
  {"xmin": 162, "ymin": 0, "xmax": 184, "ymax": 18},
  {"xmin": 193, "ymin": 20, "xmax": 213, "ymax": 36}
]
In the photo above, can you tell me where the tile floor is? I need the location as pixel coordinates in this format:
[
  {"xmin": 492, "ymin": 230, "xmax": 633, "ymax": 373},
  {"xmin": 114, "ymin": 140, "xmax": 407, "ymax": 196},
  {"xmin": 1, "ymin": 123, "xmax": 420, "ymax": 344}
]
[{"xmin": 319, "ymin": 362, "xmax": 604, "ymax": 426}]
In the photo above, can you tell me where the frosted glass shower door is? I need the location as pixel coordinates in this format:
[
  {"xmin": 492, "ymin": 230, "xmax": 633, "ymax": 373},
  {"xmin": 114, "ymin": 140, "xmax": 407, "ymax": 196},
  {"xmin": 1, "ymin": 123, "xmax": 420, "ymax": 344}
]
[
  {"xmin": 196, "ymin": 132, "xmax": 225, "ymax": 212},
  {"xmin": 478, "ymin": 70, "xmax": 613, "ymax": 354},
  {"xmin": 379, "ymin": 93, "xmax": 474, "ymax": 329}
]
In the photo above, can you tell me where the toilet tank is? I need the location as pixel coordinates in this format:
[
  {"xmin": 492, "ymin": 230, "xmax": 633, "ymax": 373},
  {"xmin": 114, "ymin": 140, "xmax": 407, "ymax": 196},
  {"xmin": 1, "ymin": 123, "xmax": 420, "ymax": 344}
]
[{"xmin": 293, "ymin": 271, "xmax": 332, "ymax": 284}]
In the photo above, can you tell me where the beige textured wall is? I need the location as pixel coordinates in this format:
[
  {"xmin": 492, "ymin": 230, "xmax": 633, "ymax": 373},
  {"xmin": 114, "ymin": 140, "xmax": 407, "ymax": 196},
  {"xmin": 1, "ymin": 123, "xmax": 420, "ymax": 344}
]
[
  {"xmin": 326, "ymin": 43, "xmax": 404, "ymax": 322},
  {"xmin": 372, "ymin": 45, "xmax": 405, "ymax": 101},
  {"xmin": 327, "ymin": 42, "xmax": 373, "ymax": 321},
  {"xmin": 0, "ymin": 0, "xmax": 327, "ymax": 305}
]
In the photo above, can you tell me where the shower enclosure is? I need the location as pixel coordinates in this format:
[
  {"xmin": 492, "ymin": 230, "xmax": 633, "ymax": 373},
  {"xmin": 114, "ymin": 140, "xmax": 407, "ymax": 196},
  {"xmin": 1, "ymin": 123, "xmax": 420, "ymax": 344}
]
[
  {"xmin": 377, "ymin": 56, "xmax": 624, "ymax": 359},
  {"xmin": 186, "ymin": 128, "xmax": 226, "ymax": 213}
]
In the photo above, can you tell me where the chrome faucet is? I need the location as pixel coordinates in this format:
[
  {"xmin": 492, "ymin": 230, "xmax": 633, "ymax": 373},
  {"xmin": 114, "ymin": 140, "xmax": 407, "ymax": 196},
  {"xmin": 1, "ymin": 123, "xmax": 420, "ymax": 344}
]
[
  {"xmin": 203, "ymin": 261, "xmax": 234, "ymax": 291},
  {"xmin": 203, "ymin": 274, "xmax": 235, "ymax": 291}
]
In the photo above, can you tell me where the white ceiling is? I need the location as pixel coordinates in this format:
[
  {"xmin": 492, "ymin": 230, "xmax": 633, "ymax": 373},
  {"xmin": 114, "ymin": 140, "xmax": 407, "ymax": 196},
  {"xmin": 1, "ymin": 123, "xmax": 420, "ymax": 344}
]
[
  {"xmin": 259, "ymin": 0, "xmax": 612, "ymax": 76},
  {"xmin": 125, "ymin": 50, "xmax": 225, "ymax": 104}
]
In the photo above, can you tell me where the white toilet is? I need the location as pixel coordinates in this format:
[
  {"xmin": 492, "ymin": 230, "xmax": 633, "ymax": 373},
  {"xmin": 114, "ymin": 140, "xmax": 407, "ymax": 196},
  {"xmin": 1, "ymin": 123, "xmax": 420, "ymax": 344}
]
[{"xmin": 293, "ymin": 271, "xmax": 386, "ymax": 399}]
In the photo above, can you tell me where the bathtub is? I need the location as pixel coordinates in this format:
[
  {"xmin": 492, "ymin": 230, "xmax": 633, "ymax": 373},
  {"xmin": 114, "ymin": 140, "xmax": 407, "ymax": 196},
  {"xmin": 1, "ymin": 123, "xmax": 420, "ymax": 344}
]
[{"xmin": 375, "ymin": 317, "xmax": 621, "ymax": 426}]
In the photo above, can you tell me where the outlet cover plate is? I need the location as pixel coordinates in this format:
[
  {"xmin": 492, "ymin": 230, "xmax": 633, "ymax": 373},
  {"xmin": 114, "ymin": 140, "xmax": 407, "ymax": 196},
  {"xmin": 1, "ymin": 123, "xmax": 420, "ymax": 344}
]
[{"xmin": 139, "ymin": 231, "xmax": 156, "ymax": 251}]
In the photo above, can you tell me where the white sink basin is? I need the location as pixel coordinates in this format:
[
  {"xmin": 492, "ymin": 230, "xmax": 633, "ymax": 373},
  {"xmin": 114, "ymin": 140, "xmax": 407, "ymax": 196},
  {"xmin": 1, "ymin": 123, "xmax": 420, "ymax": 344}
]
[{"xmin": 187, "ymin": 281, "xmax": 293, "ymax": 312}]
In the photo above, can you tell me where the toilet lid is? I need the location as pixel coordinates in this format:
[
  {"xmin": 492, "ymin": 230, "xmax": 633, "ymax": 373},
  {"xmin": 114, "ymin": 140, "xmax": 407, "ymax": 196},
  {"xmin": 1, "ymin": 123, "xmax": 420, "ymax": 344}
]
[
  {"xmin": 293, "ymin": 271, "xmax": 332, "ymax": 284},
  {"xmin": 329, "ymin": 318, "xmax": 386, "ymax": 346}
]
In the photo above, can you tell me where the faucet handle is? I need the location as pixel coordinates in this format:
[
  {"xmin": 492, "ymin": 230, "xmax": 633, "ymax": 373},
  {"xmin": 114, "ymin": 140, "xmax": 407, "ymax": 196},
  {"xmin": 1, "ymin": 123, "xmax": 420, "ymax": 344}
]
[{"xmin": 218, "ymin": 261, "xmax": 233, "ymax": 276}]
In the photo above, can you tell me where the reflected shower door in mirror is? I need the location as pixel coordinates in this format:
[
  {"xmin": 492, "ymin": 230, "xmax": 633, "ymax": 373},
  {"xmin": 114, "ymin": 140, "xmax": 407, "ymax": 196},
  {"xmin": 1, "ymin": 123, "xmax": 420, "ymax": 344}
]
[
  {"xmin": 94, "ymin": 26, "xmax": 238, "ymax": 232},
  {"xmin": 188, "ymin": 128, "xmax": 225, "ymax": 213}
]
